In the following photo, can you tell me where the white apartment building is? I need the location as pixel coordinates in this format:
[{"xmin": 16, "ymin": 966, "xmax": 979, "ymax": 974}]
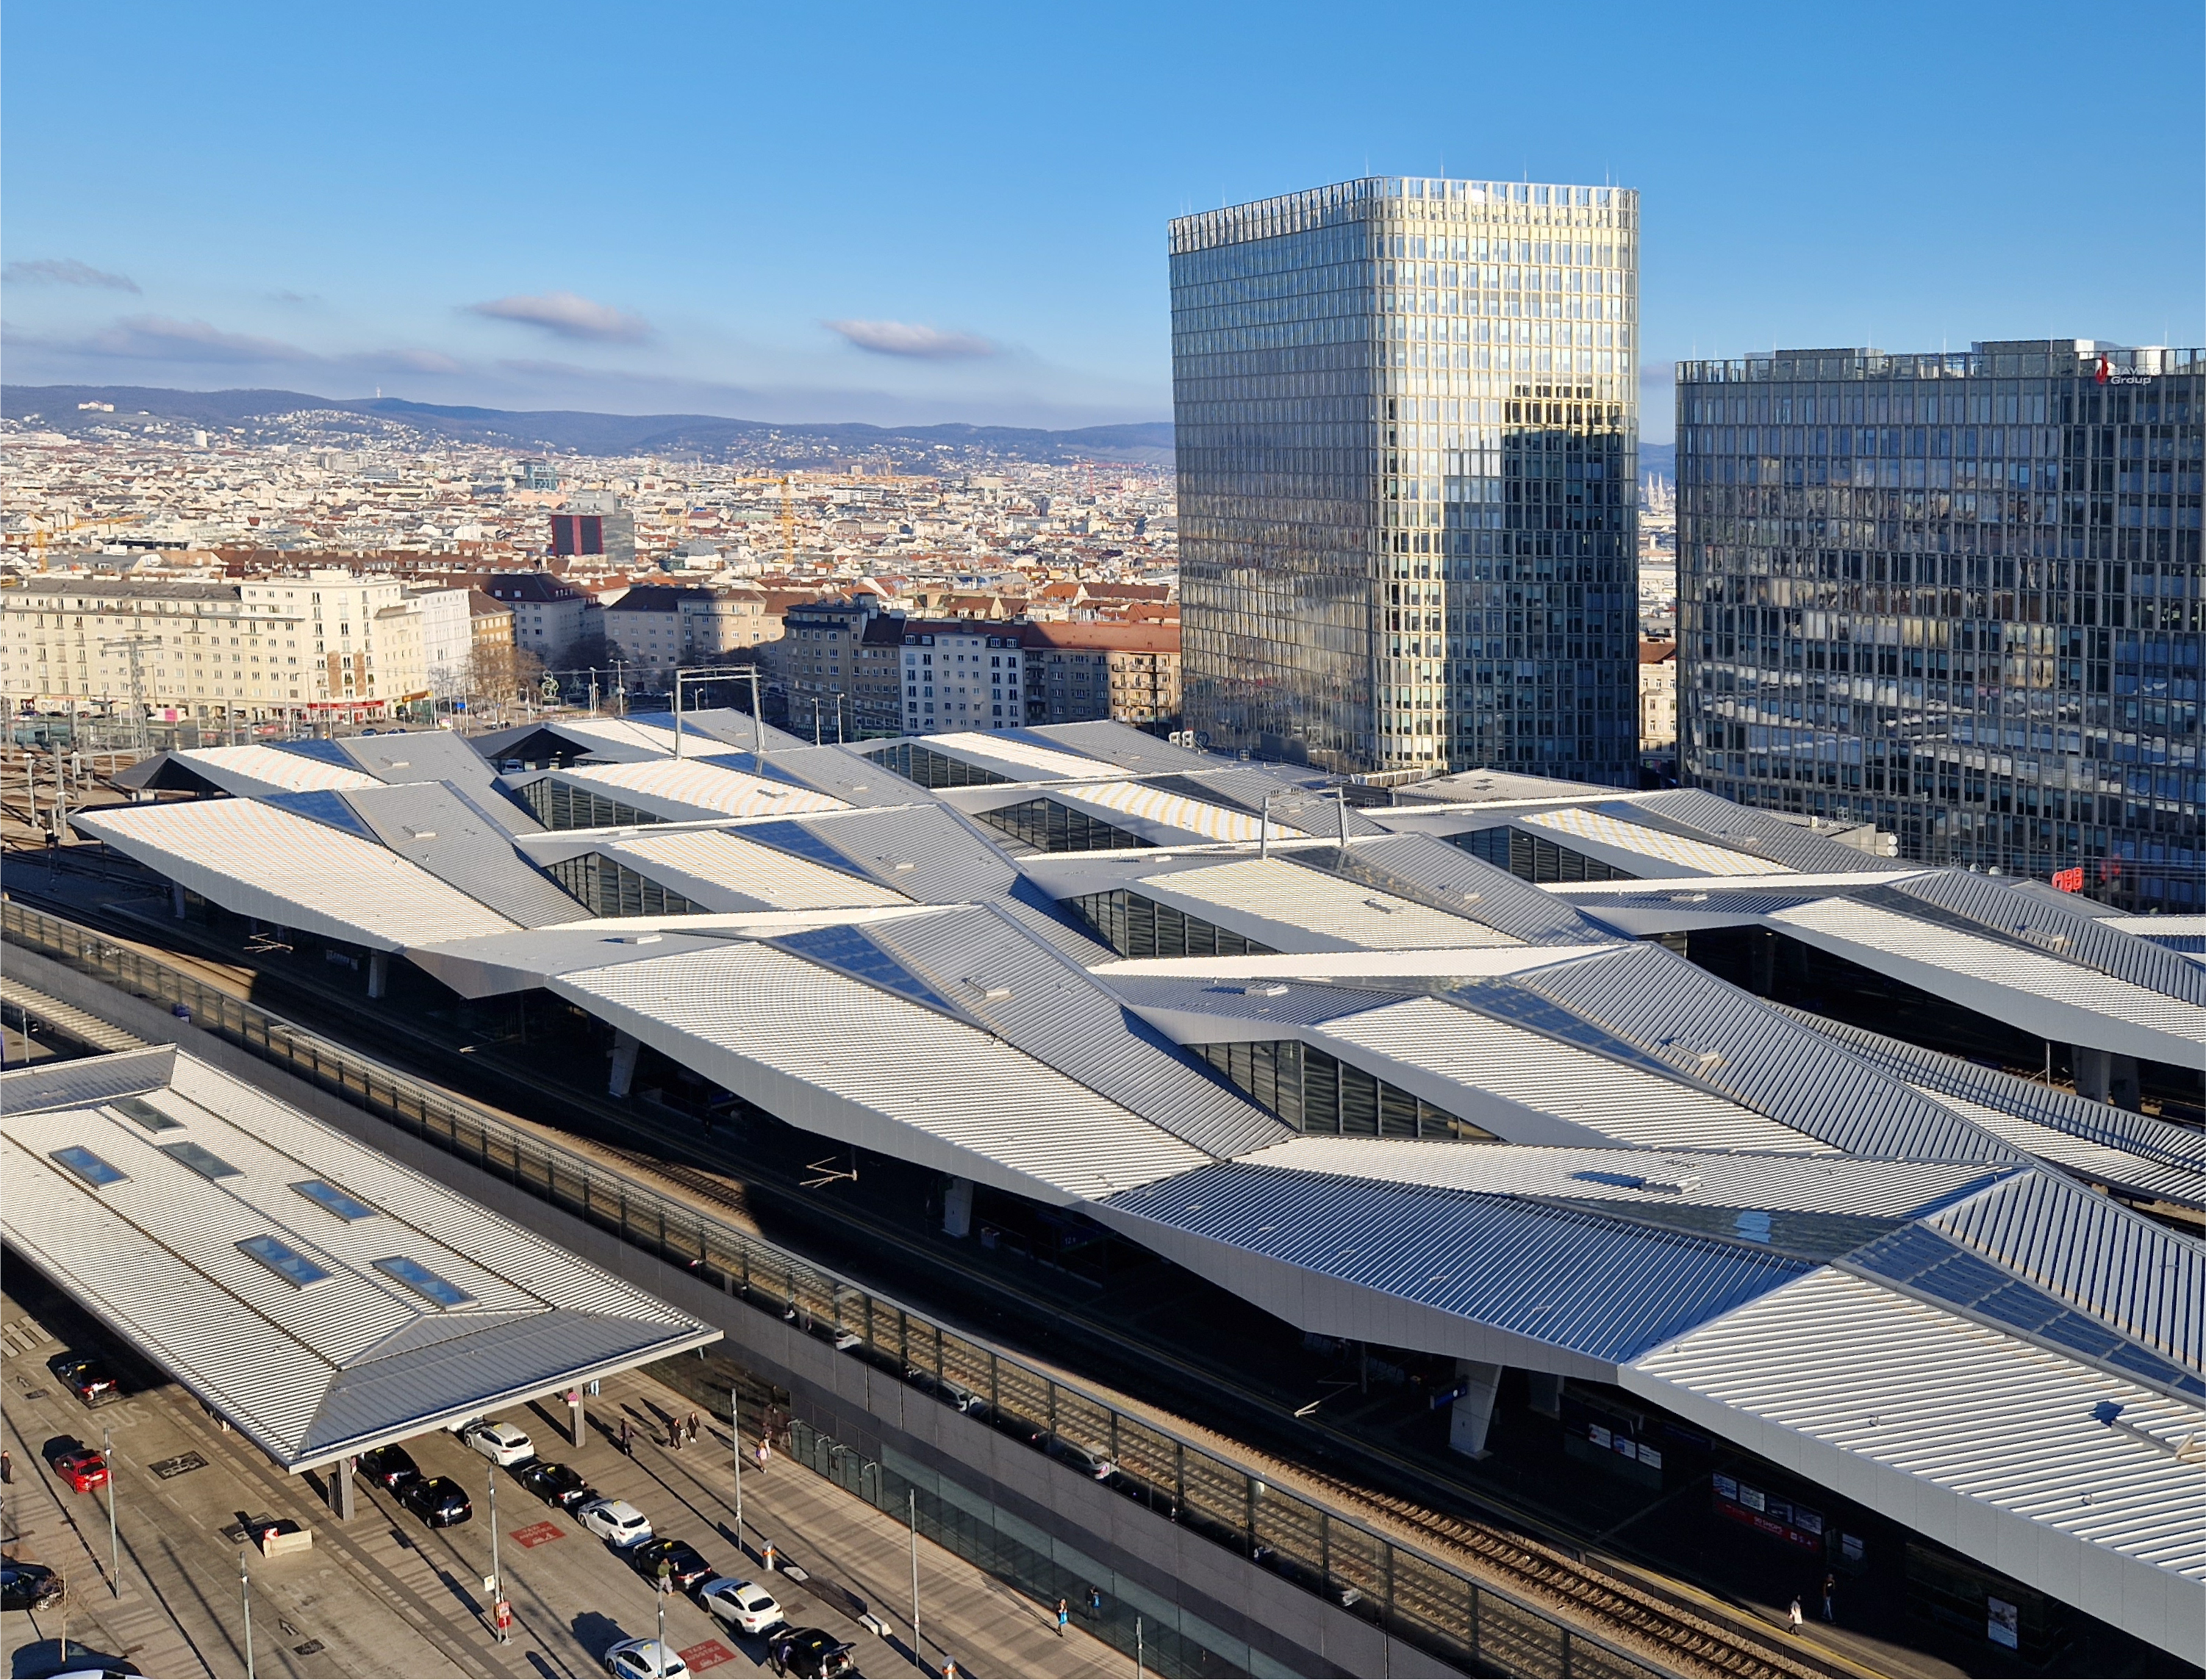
[
  {"xmin": 407, "ymin": 586, "xmax": 476, "ymax": 698},
  {"xmin": 0, "ymin": 569, "xmax": 430, "ymax": 722},
  {"xmin": 900, "ymin": 620, "xmax": 1025, "ymax": 733}
]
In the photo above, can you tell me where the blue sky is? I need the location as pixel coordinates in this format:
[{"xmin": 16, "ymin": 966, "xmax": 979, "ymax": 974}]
[{"xmin": 4, "ymin": 1, "xmax": 2199, "ymax": 441}]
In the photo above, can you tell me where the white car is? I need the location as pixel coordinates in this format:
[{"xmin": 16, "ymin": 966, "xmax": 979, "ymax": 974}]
[
  {"xmin": 698, "ymin": 1575, "xmax": 786, "ymax": 1635},
  {"xmin": 578, "ymin": 1496, "xmax": 653, "ymax": 1548},
  {"xmin": 462, "ymin": 1419, "xmax": 535, "ymax": 1468},
  {"xmin": 604, "ymin": 1637, "xmax": 689, "ymax": 1679}
]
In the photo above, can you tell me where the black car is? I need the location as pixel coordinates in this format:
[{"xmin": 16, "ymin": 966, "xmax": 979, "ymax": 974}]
[
  {"xmin": 358, "ymin": 1444, "xmax": 421, "ymax": 1491},
  {"xmin": 49, "ymin": 1353, "xmax": 122, "ymax": 1408},
  {"xmin": 1, "ymin": 1559, "xmax": 65, "ymax": 1612},
  {"xmin": 398, "ymin": 1475, "xmax": 472, "ymax": 1528},
  {"xmin": 518, "ymin": 1460, "xmax": 597, "ymax": 1511},
  {"xmin": 629, "ymin": 1536, "xmax": 715, "ymax": 1593},
  {"xmin": 768, "ymin": 1627, "xmax": 856, "ymax": 1678}
]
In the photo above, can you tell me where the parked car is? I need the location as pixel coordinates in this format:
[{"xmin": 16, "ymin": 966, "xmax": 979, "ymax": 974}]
[
  {"xmin": 518, "ymin": 1460, "xmax": 596, "ymax": 1511},
  {"xmin": 1, "ymin": 1559, "xmax": 65, "ymax": 1611},
  {"xmin": 603, "ymin": 1638, "xmax": 689, "ymax": 1679},
  {"xmin": 358, "ymin": 1445, "xmax": 421, "ymax": 1491},
  {"xmin": 698, "ymin": 1576, "xmax": 785, "ymax": 1636},
  {"xmin": 49, "ymin": 1354, "xmax": 122, "ymax": 1408},
  {"xmin": 629, "ymin": 1536, "xmax": 715, "ymax": 1593},
  {"xmin": 767, "ymin": 1627, "xmax": 856, "ymax": 1678},
  {"xmin": 398, "ymin": 1476, "xmax": 472, "ymax": 1528},
  {"xmin": 460, "ymin": 1418, "xmax": 535, "ymax": 1468},
  {"xmin": 576, "ymin": 1496, "xmax": 652, "ymax": 1548},
  {"xmin": 51, "ymin": 1446, "xmax": 110, "ymax": 1493}
]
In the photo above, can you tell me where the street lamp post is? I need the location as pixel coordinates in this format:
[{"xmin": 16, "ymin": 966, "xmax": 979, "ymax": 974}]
[
  {"xmin": 101, "ymin": 1424, "xmax": 118, "ymax": 1595},
  {"xmin": 240, "ymin": 1548, "xmax": 256, "ymax": 1680},
  {"xmin": 731, "ymin": 1388, "xmax": 742, "ymax": 1546},
  {"xmin": 909, "ymin": 1489, "xmax": 922, "ymax": 1675},
  {"xmin": 487, "ymin": 1466, "xmax": 506, "ymax": 1641}
]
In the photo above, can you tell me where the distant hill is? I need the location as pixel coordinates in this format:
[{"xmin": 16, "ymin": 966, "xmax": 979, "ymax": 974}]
[{"xmin": 1, "ymin": 384, "xmax": 1175, "ymax": 467}]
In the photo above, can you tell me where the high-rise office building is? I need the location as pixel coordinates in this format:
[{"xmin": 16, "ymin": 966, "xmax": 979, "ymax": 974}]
[
  {"xmin": 1675, "ymin": 340, "xmax": 2204, "ymax": 909},
  {"xmin": 1171, "ymin": 176, "xmax": 1639, "ymax": 782}
]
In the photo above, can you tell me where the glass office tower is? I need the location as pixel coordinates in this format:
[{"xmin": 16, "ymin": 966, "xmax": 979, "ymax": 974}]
[
  {"xmin": 1675, "ymin": 341, "xmax": 2205, "ymax": 909},
  {"xmin": 1171, "ymin": 177, "xmax": 1639, "ymax": 782}
]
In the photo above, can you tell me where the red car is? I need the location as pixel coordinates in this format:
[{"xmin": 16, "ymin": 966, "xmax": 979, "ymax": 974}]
[{"xmin": 53, "ymin": 1446, "xmax": 109, "ymax": 1493}]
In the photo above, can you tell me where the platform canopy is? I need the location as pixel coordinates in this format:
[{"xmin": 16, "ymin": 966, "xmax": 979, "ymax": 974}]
[{"xmin": 1, "ymin": 1047, "xmax": 717, "ymax": 1472}]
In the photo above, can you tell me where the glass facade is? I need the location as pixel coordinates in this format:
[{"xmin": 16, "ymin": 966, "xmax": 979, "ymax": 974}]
[
  {"xmin": 1675, "ymin": 341, "xmax": 2205, "ymax": 909},
  {"xmin": 1171, "ymin": 176, "xmax": 1639, "ymax": 782}
]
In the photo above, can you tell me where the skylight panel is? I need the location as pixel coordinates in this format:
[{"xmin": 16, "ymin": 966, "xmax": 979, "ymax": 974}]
[
  {"xmin": 111, "ymin": 1096, "xmax": 182, "ymax": 1132},
  {"xmin": 160, "ymin": 1141, "xmax": 241, "ymax": 1180},
  {"xmin": 291, "ymin": 1179, "xmax": 377, "ymax": 1221},
  {"xmin": 372, "ymin": 1256, "xmax": 473, "ymax": 1308},
  {"xmin": 237, "ymin": 1234, "xmax": 331, "ymax": 1288},
  {"xmin": 51, "ymin": 1146, "xmax": 129, "ymax": 1188}
]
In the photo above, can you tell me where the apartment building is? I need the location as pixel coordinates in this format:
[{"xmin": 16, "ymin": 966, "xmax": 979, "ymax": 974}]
[
  {"xmin": 479, "ymin": 570, "xmax": 604, "ymax": 663},
  {"xmin": 1020, "ymin": 620, "xmax": 1181, "ymax": 728},
  {"xmin": 772, "ymin": 594, "xmax": 910, "ymax": 738},
  {"xmin": 408, "ymin": 585, "xmax": 477, "ymax": 697},
  {"xmin": 1638, "ymin": 637, "xmax": 1677, "ymax": 768},
  {"xmin": 900, "ymin": 617, "xmax": 1025, "ymax": 734},
  {"xmin": 2, "ymin": 567, "xmax": 427, "ymax": 719}
]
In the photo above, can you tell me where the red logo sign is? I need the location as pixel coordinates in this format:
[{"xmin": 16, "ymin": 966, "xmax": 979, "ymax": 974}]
[
  {"xmin": 681, "ymin": 1640, "xmax": 739, "ymax": 1673},
  {"xmin": 2094, "ymin": 353, "xmax": 2110, "ymax": 384},
  {"xmin": 511, "ymin": 1521, "xmax": 564, "ymax": 1548},
  {"xmin": 2052, "ymin": 866, "xmax": 2084, "ymax": 893}
]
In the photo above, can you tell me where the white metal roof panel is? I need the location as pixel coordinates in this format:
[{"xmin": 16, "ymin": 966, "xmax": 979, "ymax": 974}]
[
  {"xmin": 918, "ymin": 730, "xmax": 1121, "ymax": 780},
  {"xmin": 1140, "ymin": 857, "xmax": 1521, "ymax": 952},
  {"xmin": 554, "ymin": 757, "xmax": 851, "ymax": 819},
  {"xmin": 551, "ymin": 942, "xmax": 1212, "ymax": 1202},
  {"xmin": 1908, "ymin": 1087, "xmax": 2206, "ymax": 1213},
  {"xmin": 1317, "ymin": 996, "xmax": 1836, "ymax": 1155},
  {"xmin": 1769, "ymin": 898, "xmax": 2206, "ymax": 1063},
  {"xmin": 1518, "ymin": 806, "xmax": 1794, "ymax": 876},
  {"xmin": 1055, "ymin": 780, "xmax": 1289, "ymax": 842},
  {"xmin": 74, "ymin": 798, "xmax": 520, "ymax": 950},
  {"xmin": 177, "ymin": 743, "xmax": 382, "ymax": 792},
  {"xmin": 610, "ymin": 828, "xmax": 911, "ymax": 910},
  {"xmin": 1233, "ymin": 1137, "xmax": 1999, "ymax": 1216},
  {"xmin": 1625, "ymin": 1267, "xmax": 2206, "ymax": 1656}
]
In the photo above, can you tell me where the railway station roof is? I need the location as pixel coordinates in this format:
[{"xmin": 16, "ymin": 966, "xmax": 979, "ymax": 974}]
[
  {"xmin": 0, "ymin": 1047, "xmax": 717, "ymax": 1473},
  {"xmin": 55, "ymin": 715, "xmax": 2206, "ymax": 1655}
]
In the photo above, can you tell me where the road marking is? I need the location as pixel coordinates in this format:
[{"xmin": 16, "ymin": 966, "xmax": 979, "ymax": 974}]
[
  {"xmin": 681, "ymin": 1638, "xmax": 738, "ymax": 1673},
  {"xmin": 511, "ymin": 1521, "xmax": 564, "ymax": 1548}
]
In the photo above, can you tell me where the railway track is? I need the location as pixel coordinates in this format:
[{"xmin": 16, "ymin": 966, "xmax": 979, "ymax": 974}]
[{"xmin": 10, "ymin": 873, "xmax": 1850, "ymax": 1678}]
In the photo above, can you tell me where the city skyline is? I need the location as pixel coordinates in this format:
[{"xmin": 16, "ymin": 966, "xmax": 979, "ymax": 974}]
[{"xmin": 4, "ymin": 1, "xmax": 2199, "ymax": 439}]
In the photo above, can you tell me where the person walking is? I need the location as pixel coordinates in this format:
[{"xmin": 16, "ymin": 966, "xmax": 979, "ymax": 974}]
[
  {"xmin": 620, "ymin": 1417, "xmax": 632, "ymax": 1457},
  {"xmin": 1822, "ymin": 1573, "xmax": 1837, "ymax": 1623},
  {"xmin": 1056, "ymin": 1598, "xmax": 1069, "ymax": 1637},
  {"xmin": 688, "ymin": 1411, "xmax": 701, "ymax": 1445},
  {"xmin": 1788, "ymin": 1596, "xmax": 1804, "ymax": 1634}
]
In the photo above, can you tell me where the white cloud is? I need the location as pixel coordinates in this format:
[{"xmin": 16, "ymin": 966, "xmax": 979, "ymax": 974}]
[
  {"xmin": 85, "ymin": 315, "xmax": 314, "ymax": 364},
  {"xmin": 4, "ymin": 258, "xmax": 140, "ymax": 292},
  {"xmin": 825, "ymin": 319, "xmax": 994, "ymax": 359},
  {"xmin": 468, "ymin": 290, "xmax": 650, "ymax": 342}
]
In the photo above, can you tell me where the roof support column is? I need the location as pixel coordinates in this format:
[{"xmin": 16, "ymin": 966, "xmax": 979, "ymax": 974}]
[
  {"xmin": 1447, "ymin": 1360, "xmax": 1503, "ymax": 1460},
  {"xmin": 172, "ymin": 882, "xmax": 186, "ymax": 919},
  {"xmin": 329, "ymin": 1457, "xmax": 357, "ymax": 1523},
  {"xmin": 609, "ymin": 1030, "xmax": 641, "ymax": 1100},
  {"xmin": 2073, "ymin": 1045, "xmax": 2139, "ymax": 1110},
  {"xmin": 365, "ymin": 951, "xmax": 388, "ymax": 1000},
  {"xmin": 942, "ymin": 1177, "xmax": 973, "ymax": 1239}
]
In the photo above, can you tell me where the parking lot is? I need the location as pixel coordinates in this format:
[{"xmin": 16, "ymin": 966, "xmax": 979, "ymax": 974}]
[{"xmin": 2, "ymin": 1274, "xmax": 1123, "ymax": 1678}]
